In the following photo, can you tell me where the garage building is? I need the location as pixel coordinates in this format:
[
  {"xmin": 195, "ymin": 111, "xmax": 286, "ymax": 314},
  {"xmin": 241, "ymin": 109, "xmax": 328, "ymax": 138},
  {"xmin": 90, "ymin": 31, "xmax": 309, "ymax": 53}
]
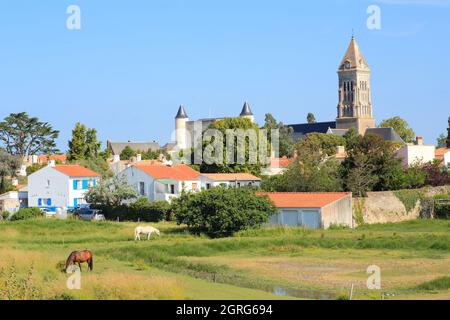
[{"xmin": 260, "ymin": 192, "xmax": 353, "ymax": 229}]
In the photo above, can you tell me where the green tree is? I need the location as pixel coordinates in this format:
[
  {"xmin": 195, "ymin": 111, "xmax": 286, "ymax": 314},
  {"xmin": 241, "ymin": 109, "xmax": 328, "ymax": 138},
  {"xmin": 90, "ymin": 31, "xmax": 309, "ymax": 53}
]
[
  {"xmin": 262, "ymin": 143, "xmax": 343, "ymax": 193},
  {"xmin": 262, "ymin": 113, "xmax": 295, "ymax": 158},
  {"xmin": 85, "ymin": 176, "xmax": 137, "ymax": 207},
  {"xmin": 298, "ymin": 133, "xmax": 346, "ymax": 156},
  {"xmin": 447, "ymin": 116, "xmax": 450, "ymax": 148},
  {"xmin": 172, "ymin": 187, "xmax": 277, "ymax": 238},
  {"xmin": 85, "ymin": 128, "xmax": 101, "ymax": 159},
  {"xmin": 68, "ymin": 123, "xmax": 101, "ymax": 161},
  {"xmin": 342, "ymin": 134, "xmax": 405, "ymax": 194},
  {"xmin": 0, "ymin": 151, "xmax": 21, "ymax": 194},
  {"xmin": 343, "ymin": 127, "xmax": 359, "ymax": 149},
  {"xmin": 436, "ymin": 134, "xmax": 446, "ymax": 148},
  {"xmin": 200, "ymin": 117, "xmax": 263, "ymax": 175},
  {"xmin": 307, "ymin": 113, "xmax": 316, "ymax": 124},
  {"xmin": 0, "ymin": 112, "xmax": 59, "ymax": 157},
  {"xmin": 67, "ymin": 122, "xmax": 87, "ymax": 161},
  {"xmin": 379, "ymin": 116, "xmax": 415, "ymax": 143},
  {"xmin": 120, "ymin": 146, "xmax": 137, "ymax": 161}
]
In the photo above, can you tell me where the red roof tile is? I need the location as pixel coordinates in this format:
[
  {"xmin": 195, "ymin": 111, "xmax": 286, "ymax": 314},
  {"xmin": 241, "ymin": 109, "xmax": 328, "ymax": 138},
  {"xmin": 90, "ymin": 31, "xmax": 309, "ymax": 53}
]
[
  {"xmin": 435, "ymin": 148, "xmax": 450, "ymax": 158},
  {"xmin": 134, "ymin": 164, "xmax": 200, "ymax": 181},
  {"xmin": 257, "ymin": 192, "xmax": 351, "ymax": 208},
  {"xmin": 201, "ymin": 173, "xmax": 261, "ymax": 181},
  {"xmin": 270, "ymin": 157, "xmax": 294, "ymax": 168},
  {"xmin": 53, "ymin": 165, "xmax": 101, "ymax": 177},
  {"xmin": 38, "ymin": 154, "xmax": 67, "ymax": 163}
]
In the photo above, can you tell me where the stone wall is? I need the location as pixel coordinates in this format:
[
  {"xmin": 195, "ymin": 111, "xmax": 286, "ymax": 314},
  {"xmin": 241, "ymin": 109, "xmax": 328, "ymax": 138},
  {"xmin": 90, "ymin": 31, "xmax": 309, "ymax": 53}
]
[{"xmin": 353, "ymin": 185, "xmax": 450, "ymax": 226}]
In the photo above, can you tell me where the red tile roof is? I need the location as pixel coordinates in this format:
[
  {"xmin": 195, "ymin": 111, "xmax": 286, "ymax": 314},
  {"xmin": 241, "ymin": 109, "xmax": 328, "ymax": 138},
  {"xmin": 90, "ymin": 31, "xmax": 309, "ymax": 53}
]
[
  {"xmin": 53, "ymin": 165, "xmax": 101, "ymax": 177},
  {"xmin": 257, "ymin": 192, "xmax": 351, "ymax": 208},
  {"xmin": 38, "ymin": 154, "xmax": 67, "ymax": 163},
  {"xmin": 270, "ymin": 157, "xmax": 294, "ymax": 168},
  {"xmin": 134, "ymin": 164, "xmax": 200, "ymax": 181},
  {"xmin": 201, "ymin": 173, "xmax": 261, "ymax": 181},
  {"xmin": 435, "ymin": 148, "xmax": 450, "ymax": 158}
]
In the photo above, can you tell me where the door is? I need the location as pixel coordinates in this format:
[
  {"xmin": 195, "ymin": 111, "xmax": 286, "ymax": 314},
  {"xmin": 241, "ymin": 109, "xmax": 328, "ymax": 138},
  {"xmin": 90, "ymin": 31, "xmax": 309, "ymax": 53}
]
[
  {"xmin": 281, "ymin": 210, "xmax": 300, "ymax": 227},
  {"xmin": 301, "ymin": 210, "xmax": 321, "ymax": 229}
]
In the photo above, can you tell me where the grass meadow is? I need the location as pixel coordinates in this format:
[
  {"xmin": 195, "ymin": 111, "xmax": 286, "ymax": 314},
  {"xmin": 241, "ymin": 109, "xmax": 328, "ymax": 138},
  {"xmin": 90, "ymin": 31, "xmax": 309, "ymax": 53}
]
[{"xmin": 0, "ymin": 218, "xmax": 449, "ymax": 300}]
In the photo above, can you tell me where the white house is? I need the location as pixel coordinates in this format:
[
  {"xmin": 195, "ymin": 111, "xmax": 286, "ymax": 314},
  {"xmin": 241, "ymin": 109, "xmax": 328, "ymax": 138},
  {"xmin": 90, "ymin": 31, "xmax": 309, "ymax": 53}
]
[
  {"xmin": 396, "ymin": 136, "xmax": 435, "ymax": 168},
  {"xmin": 28, "ymin": 163, "xmax": 100, "ymax": 209},
  {"xmin": 119, "ymin": 164, "xmax": 201, "ymax": 202},
  {"xmin": 0, "ymin": 186, "xmax": 28, "ymax": 213},
  {"xmin": 259, "ymin": 192, "xmax": 353, "ymax": 229},
  {"xmin": 200, "ymin": 173, "xmax": 261, "ymax": 189}
]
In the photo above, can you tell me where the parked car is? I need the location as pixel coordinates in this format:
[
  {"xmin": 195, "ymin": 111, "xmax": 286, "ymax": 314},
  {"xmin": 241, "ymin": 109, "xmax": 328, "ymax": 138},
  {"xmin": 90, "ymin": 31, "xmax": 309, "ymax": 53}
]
[{"xmin": 74, "ymin": 207, "xmax": 104, "ymax": 221}]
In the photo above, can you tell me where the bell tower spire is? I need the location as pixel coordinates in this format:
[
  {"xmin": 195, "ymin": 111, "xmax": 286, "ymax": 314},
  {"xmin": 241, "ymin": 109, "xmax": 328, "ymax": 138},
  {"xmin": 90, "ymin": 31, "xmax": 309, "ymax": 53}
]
[{"xmin": 336, "ymin": 36, "xmax": 375, "ymax": 135}]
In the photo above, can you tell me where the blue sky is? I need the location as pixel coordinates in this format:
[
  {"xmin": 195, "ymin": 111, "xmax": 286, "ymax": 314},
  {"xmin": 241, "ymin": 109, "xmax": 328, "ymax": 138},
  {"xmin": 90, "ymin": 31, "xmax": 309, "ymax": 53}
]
[{"xmin": 0, "ymin": 0, "xmax": 449, "ymax": 151}]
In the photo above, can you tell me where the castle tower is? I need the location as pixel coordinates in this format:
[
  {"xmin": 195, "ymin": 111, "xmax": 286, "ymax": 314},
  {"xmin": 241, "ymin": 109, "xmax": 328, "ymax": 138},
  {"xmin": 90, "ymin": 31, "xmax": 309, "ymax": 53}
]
[
  {"xmin": 239, "ymin": 101, "xmax": 255, "ymax": 123},
  {"xmin": 336, "ymin": 36, "xmax": 375, "ymax": 135},
  {"xmin": 175, "ymin": 105, "xmax": 189, "ymax": 149}
]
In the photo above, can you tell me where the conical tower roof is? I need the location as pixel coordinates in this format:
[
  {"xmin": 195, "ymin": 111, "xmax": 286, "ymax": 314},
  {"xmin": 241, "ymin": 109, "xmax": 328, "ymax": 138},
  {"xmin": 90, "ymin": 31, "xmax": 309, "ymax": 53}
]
[
  {"xmin": 338, "ymin": 36, "xmax": 369, "ymax": 71},
  {"xmin": 240, "ymin": 101, "xmax": 253, "ymax": 116},
  {"xmin": 175, "ymin": 105, "xmax": 188, "ymax": 119}
]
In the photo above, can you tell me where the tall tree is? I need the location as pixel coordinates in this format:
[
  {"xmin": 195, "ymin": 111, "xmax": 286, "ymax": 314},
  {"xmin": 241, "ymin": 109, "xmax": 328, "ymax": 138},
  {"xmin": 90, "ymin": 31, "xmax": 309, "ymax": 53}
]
[
  {"xmin": 307, "ymin": 113, "xmax": 316, "ymax": 124},
  {"xmin": 447, "ymin": 116, "xmax": 450, "ymax": 148},
  {"xmin": 436, "ymin": 134, "xmax": 446, "ymax": 148},
  {"xmin": 262, "ymin": 113, "xmax": 294, "ymax": 158},
  {"xmin": 379, "ymin": 116, "xmax": 415, "ymax": 143},
  {"xmin": 85, "ymin": 128, "xmax": 101, "ymax": 159},
  {"xmin": 0, "ymin": 151, "xmax": 21, "ymax": 194},
  {"xmin": 67, "ymin": 123, "xmax": 101, "ymax": 161},
  {"xmin": 0, "ymin": 112, "xmax": 59, "ymax": 158},
  {"xmin": 67, "ymin": 122, "xmax": 87, "ymax": 161},
  {"xmin": 85, "ymin": 176, "xmax": 137, "ymax": 207}
]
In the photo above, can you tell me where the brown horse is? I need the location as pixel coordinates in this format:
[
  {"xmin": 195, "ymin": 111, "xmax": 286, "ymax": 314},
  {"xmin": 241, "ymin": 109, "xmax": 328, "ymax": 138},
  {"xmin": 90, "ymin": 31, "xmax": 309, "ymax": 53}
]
[{"xmin": 65, "ymin": 250, "xmax": 93, "ymax": 272}]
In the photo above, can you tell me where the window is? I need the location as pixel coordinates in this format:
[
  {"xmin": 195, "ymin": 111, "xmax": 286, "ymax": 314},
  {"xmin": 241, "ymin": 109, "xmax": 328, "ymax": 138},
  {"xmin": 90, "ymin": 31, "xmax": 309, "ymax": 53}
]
[
  {"xmin": 170, "ymin": 184, "xmax": 175, "ymax": 195},
  {"xmin": 73, "ymin": 180, "xmax": 82, "ymax": 190},
  {"xmin": 206, "ymin": 183, "xmax": 211, "ymax": 190},
  {"xmin": 139, "ymin": 182, "xmax": 145, "ymax": 196}
]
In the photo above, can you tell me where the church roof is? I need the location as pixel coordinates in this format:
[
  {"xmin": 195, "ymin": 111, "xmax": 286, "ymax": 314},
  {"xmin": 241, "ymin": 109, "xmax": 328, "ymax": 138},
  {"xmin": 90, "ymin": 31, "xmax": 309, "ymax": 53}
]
[
  {"xmin": 288, "ymin": 121, "xmax": 337, "ymax": 135},
  {"xmin": 175, "ymin": 105, "xmax": 189, "ymax": 119},
  {"xmin": 338, "ymin": 36, "xmax": 370, "ymax": 71},
  {"xmin": 240, "ymin": 102, "xmax": 253, "ymax": 116},
  {"xmin": 365, "ymin": 127, "xmax": 404, "ymax": 143}
]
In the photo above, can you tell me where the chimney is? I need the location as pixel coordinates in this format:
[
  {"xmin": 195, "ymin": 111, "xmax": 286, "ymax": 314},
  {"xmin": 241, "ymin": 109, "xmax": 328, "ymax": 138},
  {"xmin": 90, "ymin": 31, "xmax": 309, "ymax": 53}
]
[
  {"xmin": 136, "ymin": 154, "xmax": 142, "ymax": 162},
  {"xmin": 113, "ymin": 155, "xmax": 120, "ymax": 163},
  {"xmin": 48, "ymin": 160, "xmax": 56, "ymax": 167},
  {"xmin": 416, "ymin": 136, "xmax": 423, "ymax": 146}
]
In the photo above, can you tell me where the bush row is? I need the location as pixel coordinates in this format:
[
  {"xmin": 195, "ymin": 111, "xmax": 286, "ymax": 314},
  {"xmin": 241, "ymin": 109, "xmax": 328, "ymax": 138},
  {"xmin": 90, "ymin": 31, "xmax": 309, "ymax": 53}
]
[{"xmin": 95, "ymin": 198, "xmax": 171, "ymax": 222}]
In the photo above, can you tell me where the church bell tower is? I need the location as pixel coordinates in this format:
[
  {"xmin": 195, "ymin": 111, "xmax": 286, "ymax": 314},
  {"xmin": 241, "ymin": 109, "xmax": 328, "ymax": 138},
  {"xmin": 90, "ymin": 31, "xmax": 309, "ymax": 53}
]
[{"xmin": 336, "ymin": 36, "xmax": 375, "ymax": 135}]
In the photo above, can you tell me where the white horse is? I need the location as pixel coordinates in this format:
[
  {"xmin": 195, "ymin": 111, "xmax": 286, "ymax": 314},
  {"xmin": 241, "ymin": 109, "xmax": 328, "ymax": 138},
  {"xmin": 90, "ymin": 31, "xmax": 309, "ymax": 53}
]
[{"xmin": 134, "ymin": 226, "xmax": 161, "ymax": 241}]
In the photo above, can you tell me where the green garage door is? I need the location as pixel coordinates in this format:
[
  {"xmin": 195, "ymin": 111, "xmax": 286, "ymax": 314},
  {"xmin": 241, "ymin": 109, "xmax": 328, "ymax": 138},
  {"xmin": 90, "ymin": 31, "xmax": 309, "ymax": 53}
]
[{"xmin": 301, "ymin": 210, "xmax": 321, "ymax": 229}]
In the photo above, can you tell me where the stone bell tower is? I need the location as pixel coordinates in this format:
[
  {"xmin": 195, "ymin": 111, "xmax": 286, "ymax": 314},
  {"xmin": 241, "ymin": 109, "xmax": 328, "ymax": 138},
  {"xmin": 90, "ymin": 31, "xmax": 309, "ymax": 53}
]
[{"xmin": 336, "ymin": 36, "xmax": 376, "ymax": 135}]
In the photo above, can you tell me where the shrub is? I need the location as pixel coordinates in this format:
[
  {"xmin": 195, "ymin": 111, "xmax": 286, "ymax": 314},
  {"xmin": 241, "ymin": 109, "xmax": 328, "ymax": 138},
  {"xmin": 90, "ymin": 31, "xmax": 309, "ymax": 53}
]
[
  {"xmin": 98, "ymin": 198, "xmax": 170, "ymax": 222},
  {"xmin": 10, "ymin": 207, "xmax": 44, "ymax": 221},
  {"xmin": 393, "ymin": 189, "xmax": 424, "ymax": 213},
  {"xmin": 172, "ymin": 187, "xmax": 277, "ymax": 238},
  {"xmin": 434, "ymin": 194, "xmax": 450, "ymax": 219}
]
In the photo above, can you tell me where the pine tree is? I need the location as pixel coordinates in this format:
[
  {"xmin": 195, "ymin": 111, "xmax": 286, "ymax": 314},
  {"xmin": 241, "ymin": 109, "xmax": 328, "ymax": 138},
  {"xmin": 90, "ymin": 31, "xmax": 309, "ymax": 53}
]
[
  {"xmin": 447, "ymin": 116, "xmax": 450, "ymax": 148},
  {"xmin": 85, "ymin": 128, "xmax": 101, "ymax": 159},
  {"xmin": 67, "ymin": 122, "xmax": 87, "ymax": 161},
  {"xmin": 307, "ymin": 113, "xmax": 316, "ymax": 124}
]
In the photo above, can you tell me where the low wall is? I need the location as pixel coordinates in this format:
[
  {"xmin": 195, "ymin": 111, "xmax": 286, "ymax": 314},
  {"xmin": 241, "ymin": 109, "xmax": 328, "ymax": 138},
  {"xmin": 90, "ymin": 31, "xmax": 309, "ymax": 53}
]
[{"xmin": 353, "ymin": 185, "xmax": 450, "ymax": 226}]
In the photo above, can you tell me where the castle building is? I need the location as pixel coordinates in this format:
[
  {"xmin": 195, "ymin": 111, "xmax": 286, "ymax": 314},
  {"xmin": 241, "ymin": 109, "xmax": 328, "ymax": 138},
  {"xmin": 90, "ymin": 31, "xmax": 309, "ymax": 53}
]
[{"xmin": 174, "ymin": 102, "xmax": 255, "ymax": 149}]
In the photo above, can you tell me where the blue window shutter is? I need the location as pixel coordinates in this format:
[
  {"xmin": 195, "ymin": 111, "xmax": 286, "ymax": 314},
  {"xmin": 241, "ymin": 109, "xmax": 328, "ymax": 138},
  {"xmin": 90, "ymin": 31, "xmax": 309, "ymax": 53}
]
[
  {"xmin": 82, "ymin": 180, "xmax": 88, "ymax": 190},
  {"xmin": 73, "ymin": 180, "xmax": 77, "ymax": 190},
  {"xmin": 93, "ymin": 179, "xmax": 97, "ymax": 186},
  {"xmin": 47, "ymin": 198, "xmax": 52, "ymax": 206},
  {"xmin": 38, "ymin": 198, "xmax": 42, "ymax": 206},
  {"xmin": 74, "ymin": 198, "xmax": 78, "ymax": 207}
]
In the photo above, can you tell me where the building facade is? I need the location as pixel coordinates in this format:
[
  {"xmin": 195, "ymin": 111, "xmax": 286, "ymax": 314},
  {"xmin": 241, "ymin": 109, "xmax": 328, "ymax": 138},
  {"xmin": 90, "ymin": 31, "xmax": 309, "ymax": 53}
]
[{"xmin": 28, "ymin": 163, "xmax": 100, "ymax": 209}]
